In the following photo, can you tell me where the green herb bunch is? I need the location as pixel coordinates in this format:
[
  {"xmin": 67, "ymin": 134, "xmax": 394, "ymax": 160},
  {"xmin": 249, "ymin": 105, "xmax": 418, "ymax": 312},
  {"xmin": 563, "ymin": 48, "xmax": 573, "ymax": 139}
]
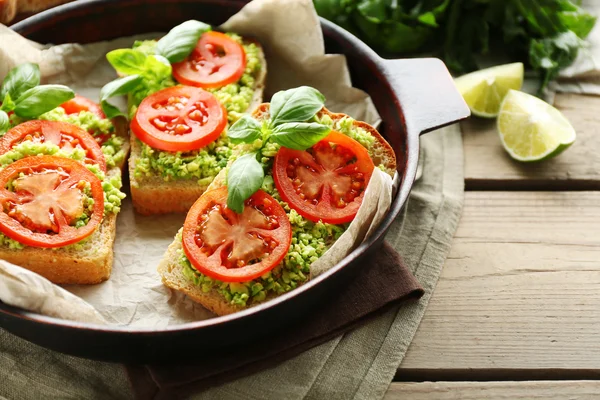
[
  {"xmin": 314, "ymin": 0, "xmax": 597, "ymax": 91},
  {"xmin": 0, "ymin": 63, "xmax": 75, "ymax": 134},
  {"xmin": 226, "ymin": 86, "xmax": 331, "ymax": 213}
]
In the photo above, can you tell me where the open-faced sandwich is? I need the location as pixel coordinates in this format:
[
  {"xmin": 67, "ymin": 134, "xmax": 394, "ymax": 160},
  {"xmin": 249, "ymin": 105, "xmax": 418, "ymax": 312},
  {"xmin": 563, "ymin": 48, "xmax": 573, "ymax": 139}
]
[
  {"xmin": 158, "ymin": 87, "xmax": 396, "ymax": 315},
  {"xmin": 101, "ymin": 20, "xmax": 266, "ymax": 215},
  {"xmin": 0, "ymin": 63, "xmax": 126, "ymax": 284}
]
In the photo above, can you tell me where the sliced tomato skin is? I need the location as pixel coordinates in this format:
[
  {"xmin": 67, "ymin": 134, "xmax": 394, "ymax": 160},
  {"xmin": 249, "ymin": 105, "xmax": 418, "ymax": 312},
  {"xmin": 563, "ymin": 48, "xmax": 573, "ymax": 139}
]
[
  {"xmin": 173, "ymin": 31, "xmax": 246, "ymax": 89},
  {"xmin": 0, "ymin": 156, "xmax": 104, "ymax": 248},
  {"xmin": 131, "ymin": 86, "xmax": 227, "ymax": 152},
  {"xmin": 273, "ymin": 131, "xmax": 375, "ymax": 225},
  {"xmin": 0, "ymin": 120, "xmax": 107, "ymax": 173},
  {"xmin": 182, "ymin": 187, "xmax": 292, "ymax": 283},
  {"xmin": 61, "ymin": 95, "xmax": 106, "ymax": 119}
]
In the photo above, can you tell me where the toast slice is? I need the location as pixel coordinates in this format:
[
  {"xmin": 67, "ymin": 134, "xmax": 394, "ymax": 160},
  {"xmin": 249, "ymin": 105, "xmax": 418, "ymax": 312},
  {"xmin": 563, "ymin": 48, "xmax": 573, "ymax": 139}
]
[
  {"xmin": 157, "ymin": 230, "xmax": 278, "ymax": 315},
  {"xmin": 0, "ymin": 162, "xmax": 125, "ymax": 285},
  {"xmin": 129, "ymin": 40, "xmax": 267, "ymax": 216},
  {"xmin": 158, "ymin": 106, "xmax": 397, "ymax": 315}
]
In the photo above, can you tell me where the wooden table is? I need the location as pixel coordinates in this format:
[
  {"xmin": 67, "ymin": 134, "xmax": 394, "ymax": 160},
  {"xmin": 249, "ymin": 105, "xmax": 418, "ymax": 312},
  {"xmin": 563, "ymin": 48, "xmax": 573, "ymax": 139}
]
[{"xmin": 385, "ymin": 93, "xmax": 600, "ymax": 398}]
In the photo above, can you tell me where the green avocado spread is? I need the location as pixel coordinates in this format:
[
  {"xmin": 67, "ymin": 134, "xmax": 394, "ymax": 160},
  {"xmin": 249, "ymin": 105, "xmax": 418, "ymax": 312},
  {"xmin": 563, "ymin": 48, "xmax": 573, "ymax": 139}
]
[
  {"xmin": 132, "ymin": 34, "xmax": 262, "ymax": 183},
  {"xmin": 180, "ymin": 115, "xmax": 377, "ymax": 308}
]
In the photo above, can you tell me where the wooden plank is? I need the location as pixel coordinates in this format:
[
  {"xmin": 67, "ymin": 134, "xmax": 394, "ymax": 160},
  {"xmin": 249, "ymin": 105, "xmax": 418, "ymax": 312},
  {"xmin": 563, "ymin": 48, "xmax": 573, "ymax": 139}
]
[
  {"xmin": 463, "ymin": 93, "xmax": 600, "ymax": 190},
  {"xmin": 398, "ymin": 191, "xmax": 600, "ymax": 378},
  {"xmin": 385, "ymin": 381, "xmax": 600, "ymax": 399}
]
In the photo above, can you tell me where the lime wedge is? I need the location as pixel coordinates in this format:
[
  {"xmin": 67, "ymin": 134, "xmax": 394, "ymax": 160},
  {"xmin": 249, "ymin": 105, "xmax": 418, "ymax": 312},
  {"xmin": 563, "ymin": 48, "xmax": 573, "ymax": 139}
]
[
  {"xmin": 497, "ymin": 90, "xmax": 576, "ymax": 162},
  {"xmin": 455, "ymin": 62, "xmax": 524, "ymax": 118}
]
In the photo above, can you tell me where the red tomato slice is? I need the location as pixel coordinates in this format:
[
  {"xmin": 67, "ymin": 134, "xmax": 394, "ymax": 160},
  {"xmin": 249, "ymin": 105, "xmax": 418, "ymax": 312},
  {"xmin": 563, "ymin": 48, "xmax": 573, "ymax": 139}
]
[
  {"xmin": 0, "ymin": 120, "xmax": 107, "ymax": 173},
  {"xmin": 60, "ymin": 95, "xmax": 110, "ymax": 145},
  {"xmin": 0, "ymin": 156, "xmax": 104, "ymax": 248},
  {"xmin": 182, "ymin": 187, "xmax": 292, "ymax": 282},
  {"xmin": 273, "ymin": 131, "xmax": 375, "ymax": 225},
  {"xmin": 131, "ymin": 86, "xmax": 227, "ymax": 152},
  {"xmin": 173, "ymin": 31, "xmax": 246, "ymax": 89},
  {"xmin": 61, "ymin": 95, "xmax": 106, "ymax": 119}
]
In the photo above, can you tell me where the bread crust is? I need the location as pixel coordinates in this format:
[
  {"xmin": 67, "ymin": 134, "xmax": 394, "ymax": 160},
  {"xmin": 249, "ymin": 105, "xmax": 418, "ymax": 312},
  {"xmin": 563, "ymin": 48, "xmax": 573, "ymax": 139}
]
[
  {"xmin": 110, "ymin": 116, "xmax": 131, "ymax": 172},
  {"xmin": 159, "ymin": 104, "xmax": 397, "ymax": 315},
  {"xmin": 128, "ymin": 40, "xmax": 267, "ymax": 215}
]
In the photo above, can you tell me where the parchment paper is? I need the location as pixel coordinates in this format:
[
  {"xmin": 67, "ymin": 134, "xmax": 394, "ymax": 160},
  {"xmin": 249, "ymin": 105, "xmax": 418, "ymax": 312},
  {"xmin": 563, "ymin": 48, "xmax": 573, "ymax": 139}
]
[{"xmin": 0, "ymin": 0, "xmax": 393, "ymax": 327}]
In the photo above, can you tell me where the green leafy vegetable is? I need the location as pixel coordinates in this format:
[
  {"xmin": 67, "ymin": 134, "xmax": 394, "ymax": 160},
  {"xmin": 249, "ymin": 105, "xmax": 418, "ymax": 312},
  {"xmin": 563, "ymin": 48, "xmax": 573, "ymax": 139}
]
[
  {"xmin": 226, "ymin": 152, "xmax": 264, "ymax": 213},
  {"xmin": 106, "ymin": 49, "xmax": 147, "ymax": 75},
  {"xmin": 0, "ymin": 63, "xmax": 40, "ymax": 101},
  {"xmin": 13, "ymin": 85, "xmax": 74, "ymax": 118},
  {"xmin": 270, "ymin": 86, "xmax": 326, "ymax": 125},
  {"xmin": 0, "ymin": 110, "xmax": 9, "ymax": 135},
  {"xmin": 530, "ymin": 31, "xmax": 582, "ymax": 90},
  {"xmin": 99, "ymin": 75, "xmax": 144, "ymax": 118},
  {"xmin": 102, "ymin": 49, "xmax": 174, "ymax": 117},
  {"xmin": 313, "ymin": 0, "xmax": 597, "ymax": 91},
  {"xmin": 225, "ymin": 86, "xmax": 330, "ymax": 212},
  {"xmin": 271, "ymin": 122, "xmax": 331, "ymax": 150},
  {"xmin": 227, "ymin": 115, "xmax": 263, "ymax": 143},
  {"xmin": 156, "ymin": 20, "xmax": 211, "ymax": 63},
  {"xmin": 0, "ymin": 93, "xmax": 15, "ymax": 112}
]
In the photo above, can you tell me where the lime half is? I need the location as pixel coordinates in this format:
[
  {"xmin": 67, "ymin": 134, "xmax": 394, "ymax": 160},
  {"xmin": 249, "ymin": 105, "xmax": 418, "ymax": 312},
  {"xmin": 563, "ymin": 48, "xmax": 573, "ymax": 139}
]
[
  {"xmin": 455, "ymin": 63, "xmax": 524, "ymax": 118},
  {"xmin": 497, "ymin": 90, "xmax": 576, "ymax": 162}
]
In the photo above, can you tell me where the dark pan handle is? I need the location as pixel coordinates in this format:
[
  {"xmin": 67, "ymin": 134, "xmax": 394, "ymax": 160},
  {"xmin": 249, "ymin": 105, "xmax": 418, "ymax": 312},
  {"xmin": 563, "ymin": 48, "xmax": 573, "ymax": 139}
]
[{"xmin": 379, "ymin": 58, "xmax": 470, "ymax": 135}]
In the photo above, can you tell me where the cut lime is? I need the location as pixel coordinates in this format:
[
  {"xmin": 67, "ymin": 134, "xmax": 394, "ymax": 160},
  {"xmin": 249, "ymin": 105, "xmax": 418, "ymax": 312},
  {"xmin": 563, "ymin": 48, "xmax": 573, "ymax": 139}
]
[
  {"xmin": 455, "ymin": 62, "xmax": 524, "ymax": 118},
  {"xmin": 497, "ymin": 90, "xmax": 576, "ymax": 162}
]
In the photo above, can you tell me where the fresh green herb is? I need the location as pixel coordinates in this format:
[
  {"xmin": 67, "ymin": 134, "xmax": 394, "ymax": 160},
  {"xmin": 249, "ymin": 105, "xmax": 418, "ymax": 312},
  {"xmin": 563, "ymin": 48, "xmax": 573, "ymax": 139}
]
[
  {"xmin": 270, "ymin": 86, "xmax": 326, "ymax": 125},
  {"xmin": 314, "ymin": 0, "xmax": 597, "ymax": 92},
  {"xmin": 226, "ymin": 152, "xmax": 264, "ymax": 213},
  {"xmin": 529, "ymin": 31, "xmax": 582, "ymax": 90},
  {"xmin": 0, "ymin": 110, "xmax": 8, "ymax": 135},
  {"xmin": 99, "ymin": 75, "xmax": 144, "ymax": 118},
  {"xmin": 271, "ymin": 122, "xmax": 331, "ymax": 150},
  {"xmin": 0, "ymin": 93, "xmax": 15, "ymax": 112},
  {"xmin": 156, "ymin": 20, "xmax": 212, "ymax": 63},
  {"xmin": 0, "ymin": 64, "xmax": 75, "ymax": 118},
  {"xmin": 227, "ymin": 114, "xmax": 263, "ymax": 144},
  {"xmin": 101, "ymin": 20, "xmax": 211, "ymax": 114},
  {"xmin": 106, "ymin": 49, "xmax": 147, "ymax": 75},
  {"xmin": 12, "ymin": 85, "xmax": 74, "ymax": 118},
  {"xmin": 0, "ymin": 63, "xmax": 40, "ymax": 101},
  {"xmin": 225, "ymin": 86, "xmax": 330, "ymax": 210}
]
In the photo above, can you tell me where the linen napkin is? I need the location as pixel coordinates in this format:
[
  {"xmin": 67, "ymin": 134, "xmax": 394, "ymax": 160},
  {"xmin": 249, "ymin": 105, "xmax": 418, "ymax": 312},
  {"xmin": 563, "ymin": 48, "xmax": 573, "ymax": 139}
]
[{"xmin": 126, "ymin": 242, "xmax": 424, "ymax": 399}]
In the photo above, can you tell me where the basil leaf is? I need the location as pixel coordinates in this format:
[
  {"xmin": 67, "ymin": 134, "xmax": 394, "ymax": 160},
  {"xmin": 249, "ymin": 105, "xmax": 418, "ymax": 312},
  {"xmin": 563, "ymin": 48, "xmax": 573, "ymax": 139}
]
[
  {"xmin": 0, "ymin": 63, "xmax": 41, "ymax": 101},
  {"xmin": 144, "ymin": 55, "xmax": 172, "ymax": 80},
  {"xmin": 106, "ymin": 49, "xmax": 147, "ymax": 75},
  {"xmin": 227, "ymin": 115, "xmax": 262, "ymax": 144},
  {"xmin": 270, "ymin": 86, "xmax": 326, "ymax": 126},
  {"xmin": 271, "ymin": 122, "xmax": 331, "ymax": 150},
  {"xmin": 156, "ymin": 20, "xmax": 211, "ymax": 63},
  {"xmin": 0, "ymin": 93, "xmax": 15, "ymax": 112},
  {"xmin": 227, "ymin": 152, "xmax": 264, "ymax": 213},
  {"xmin": 0, "ymin": 110, "xmax": 9, "ymax": 135},
  {"xmin": 99, "ymin": 75, "xmax": 144, "ymax": 119},
  {"xmin": 13, "ymin": 85, "xmax": 74, "ymax": 118}
]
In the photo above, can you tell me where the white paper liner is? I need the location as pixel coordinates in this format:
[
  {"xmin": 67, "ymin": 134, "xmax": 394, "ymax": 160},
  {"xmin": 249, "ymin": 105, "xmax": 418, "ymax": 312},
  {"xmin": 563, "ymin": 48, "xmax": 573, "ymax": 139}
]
[{"xmin": 0, "ymin": 0, "xmax": 393, "ymax": 326}]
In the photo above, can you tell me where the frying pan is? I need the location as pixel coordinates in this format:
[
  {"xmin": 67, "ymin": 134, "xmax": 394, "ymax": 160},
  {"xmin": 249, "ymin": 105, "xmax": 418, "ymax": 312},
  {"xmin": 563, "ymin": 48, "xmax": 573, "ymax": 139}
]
[{"xmin": 0, "ymin": 0, "xmax": 470, "ymax": 363}]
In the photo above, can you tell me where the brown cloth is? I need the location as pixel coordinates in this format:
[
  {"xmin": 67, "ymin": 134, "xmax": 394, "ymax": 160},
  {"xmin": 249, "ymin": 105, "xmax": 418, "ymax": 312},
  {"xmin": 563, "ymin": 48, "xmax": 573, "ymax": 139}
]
[{"xmin": 126, "ymin": 241, "xmax": 423, "ymax": 400}]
